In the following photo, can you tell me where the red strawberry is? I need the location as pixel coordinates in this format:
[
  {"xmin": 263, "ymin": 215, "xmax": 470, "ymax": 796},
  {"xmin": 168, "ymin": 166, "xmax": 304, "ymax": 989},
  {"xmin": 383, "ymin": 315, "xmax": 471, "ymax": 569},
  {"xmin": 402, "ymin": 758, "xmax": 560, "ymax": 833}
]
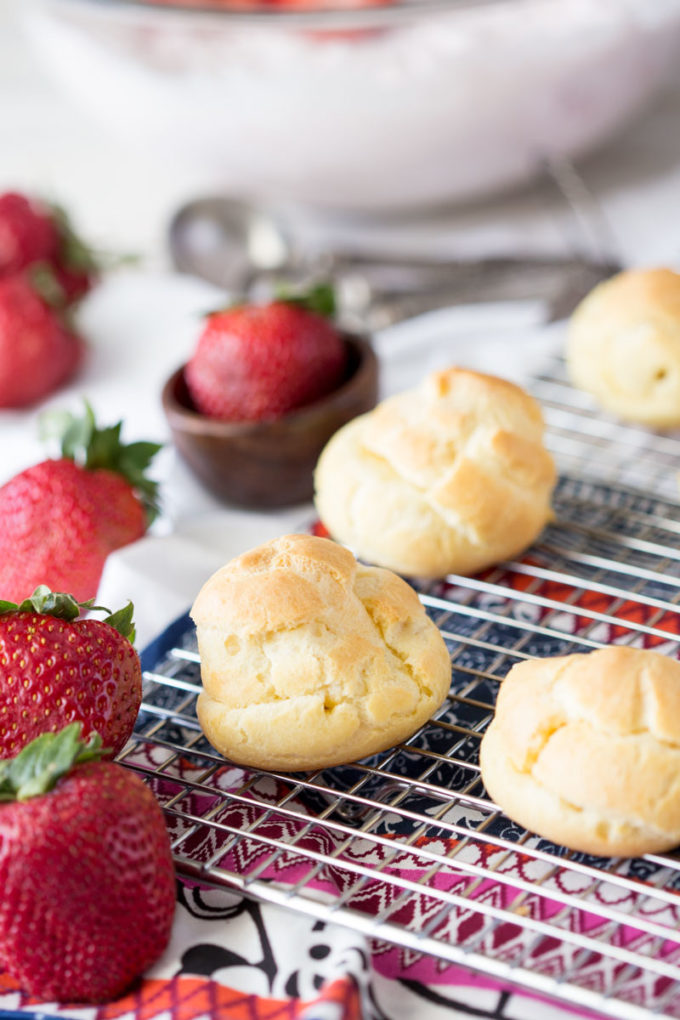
[
  {"xmin": 0, "ymin": 192, "xmax": 98, "ymax": 303},
  {"xmin": 0, "ymin": 587, "xmax": 142, "ymax": 758},
  {"xmin": 0, "ymin": 724, "xmax": 175, "ymax": 1003},
  {"xmin": 52, "ymin": 261, "xmax": 94, "ymax": 304},
  {"xmin": 0, "ymin": 404, "xmax": 161, "ymax": 603},
  {"xmin": 0, "ymin": 271, "xmax": 83, "ymax": 408},
  {"xmin": 185, "ymin": 284, "xmax": 347, "ymax": 422},
  {"xmin": 0, "ymin": 193, "xmax": 57, "ymax": 276}
]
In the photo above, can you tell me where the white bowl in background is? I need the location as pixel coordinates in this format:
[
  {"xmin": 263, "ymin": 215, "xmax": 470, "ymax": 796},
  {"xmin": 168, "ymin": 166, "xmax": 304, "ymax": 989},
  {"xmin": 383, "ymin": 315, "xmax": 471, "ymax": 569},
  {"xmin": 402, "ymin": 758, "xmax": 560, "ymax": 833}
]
[{"xmin": 23, "ymin": 0, "xmax": 680, "ymax": 211}]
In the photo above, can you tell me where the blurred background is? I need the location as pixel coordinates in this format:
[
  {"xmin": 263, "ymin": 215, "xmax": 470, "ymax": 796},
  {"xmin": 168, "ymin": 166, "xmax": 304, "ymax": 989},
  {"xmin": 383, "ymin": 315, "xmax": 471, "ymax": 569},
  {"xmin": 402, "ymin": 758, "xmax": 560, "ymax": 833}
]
[{"xmin": 2, "ymin": 0, "xmax": 680, "ymax": 275}]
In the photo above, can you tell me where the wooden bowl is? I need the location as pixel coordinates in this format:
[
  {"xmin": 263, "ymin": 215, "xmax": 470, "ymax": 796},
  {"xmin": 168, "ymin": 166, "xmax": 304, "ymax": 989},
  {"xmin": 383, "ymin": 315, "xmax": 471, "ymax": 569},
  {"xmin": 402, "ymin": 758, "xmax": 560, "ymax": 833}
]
[{"xmin": 161, "ymin": 334, "xmax": 378, "ymax": 508}]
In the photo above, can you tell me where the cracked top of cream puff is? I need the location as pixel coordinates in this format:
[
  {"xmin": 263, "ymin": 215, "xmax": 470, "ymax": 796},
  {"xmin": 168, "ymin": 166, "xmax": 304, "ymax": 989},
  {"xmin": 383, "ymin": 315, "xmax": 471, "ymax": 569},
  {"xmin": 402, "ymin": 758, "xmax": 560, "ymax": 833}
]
[
  {"xmin": 480, "ymin": 646, "xmax": 680, "ymax": 857},
  {"xmin": 314, "ymin": 366, "xmax": 556, "ymax": 579},
  {"xmin": 191, "ymin": 533, "xmax": 451, "ymax": 771}
]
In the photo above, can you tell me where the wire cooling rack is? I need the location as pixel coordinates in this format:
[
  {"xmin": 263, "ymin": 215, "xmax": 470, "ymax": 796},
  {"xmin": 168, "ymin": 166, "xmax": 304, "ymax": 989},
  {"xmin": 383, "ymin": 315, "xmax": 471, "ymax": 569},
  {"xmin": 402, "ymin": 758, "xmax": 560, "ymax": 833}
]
[{"xmin": 122, "ymin": 353, "xmax": 680, "ymax": 1020}]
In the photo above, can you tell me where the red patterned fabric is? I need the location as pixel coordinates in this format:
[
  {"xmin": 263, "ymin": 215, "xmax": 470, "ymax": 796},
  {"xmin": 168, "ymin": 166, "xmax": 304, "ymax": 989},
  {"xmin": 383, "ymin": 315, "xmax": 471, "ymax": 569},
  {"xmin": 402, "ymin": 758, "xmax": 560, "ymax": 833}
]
[{"xmin": 0, "ymin": 972, "xmax": 362, "ymax": 1020}]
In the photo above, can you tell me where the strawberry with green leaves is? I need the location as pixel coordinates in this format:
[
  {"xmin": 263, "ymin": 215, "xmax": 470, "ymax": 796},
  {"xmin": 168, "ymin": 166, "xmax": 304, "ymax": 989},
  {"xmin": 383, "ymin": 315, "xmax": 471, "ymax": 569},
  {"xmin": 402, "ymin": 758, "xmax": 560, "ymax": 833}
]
[
  {"xmin": 0, "ymin": 191, "xmax": 98, "ymax": 303},
  {"xmin": 0, "ymin": 192, "xmax": 100, "ymax": 407},
  {"xmin": 0, "ymin": 192, "xmax": 55, "ymax": 275},
  {"xmin": 0, "ymin": 587, "xmax": 142, "ymax": 758},
  {"xmin": 0, "ymin": 404, "xmax": 161, "ymax": 603},
  {"xmin": 0, "ymin": 723, "xmax": 176, "ymax": 1003}
]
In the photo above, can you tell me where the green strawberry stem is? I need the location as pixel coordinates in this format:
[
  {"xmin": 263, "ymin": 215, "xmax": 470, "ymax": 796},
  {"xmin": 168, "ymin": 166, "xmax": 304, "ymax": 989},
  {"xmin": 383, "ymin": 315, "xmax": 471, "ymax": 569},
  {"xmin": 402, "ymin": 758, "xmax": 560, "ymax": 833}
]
[
  {"xmin": 38, "ymin": 401, "xmax": 162, "ymax": 522},
  {"xmin": 0, "ymin": 586, "xmax": 136, "ymax": 642},
  {"xmin": 0, "ymin": 723, "xmax": 105, "ymax": 803},
  {"xmin": 275, "ymin": 281, "xmax": 336, "ymax": 318},
  {"xmin": 27, "ymin": 261, "xmax": 68, "ymax": 309},
  {"xmin": 49, "ymin": 202, "xmax": 99, "ymax": 275},
  {"xmin": 102, "ymin": 601, "xmax": 136, "ymax": 643},
  {"xmin": 206, "ymin": 283, "xmax": 337, "ymax": 321}
]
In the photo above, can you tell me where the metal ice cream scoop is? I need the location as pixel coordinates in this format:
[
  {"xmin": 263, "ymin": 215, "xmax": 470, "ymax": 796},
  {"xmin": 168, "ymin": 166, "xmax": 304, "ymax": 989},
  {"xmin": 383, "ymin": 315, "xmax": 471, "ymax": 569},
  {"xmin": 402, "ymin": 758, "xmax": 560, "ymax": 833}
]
[{"xmin": 168, "ymin": 193, "xmax": 620, "ymax": 330}]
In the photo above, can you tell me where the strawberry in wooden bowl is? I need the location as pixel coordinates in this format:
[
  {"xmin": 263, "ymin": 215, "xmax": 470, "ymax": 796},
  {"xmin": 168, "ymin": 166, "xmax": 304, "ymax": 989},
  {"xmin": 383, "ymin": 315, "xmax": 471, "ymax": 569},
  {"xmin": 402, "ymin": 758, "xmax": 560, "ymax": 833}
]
[
  {"xmin": 162, "ymin": 285, "xmax": 378, "ymax": 507},
  {"xmin": 184, "ymin": 290, "xmax": 348, "ymax": 422}
]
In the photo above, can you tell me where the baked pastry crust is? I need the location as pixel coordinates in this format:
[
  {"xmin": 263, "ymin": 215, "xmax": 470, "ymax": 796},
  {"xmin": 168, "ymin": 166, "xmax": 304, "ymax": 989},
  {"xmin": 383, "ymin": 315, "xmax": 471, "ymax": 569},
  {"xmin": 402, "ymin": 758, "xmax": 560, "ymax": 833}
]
[
  {"xmin": 567, "ymin": 267, "xmax": 680, "ymax": 426},
  {"xmin": 480, "ymin": 646, "xmax": 680, "ymax": 857},
  {"xmin": 314, "ymin": 366, "xmax": 556, "ymax": 578},
  {"xmin": 191, "ymin": 533, "xmax": 451, "ymax": 771}
]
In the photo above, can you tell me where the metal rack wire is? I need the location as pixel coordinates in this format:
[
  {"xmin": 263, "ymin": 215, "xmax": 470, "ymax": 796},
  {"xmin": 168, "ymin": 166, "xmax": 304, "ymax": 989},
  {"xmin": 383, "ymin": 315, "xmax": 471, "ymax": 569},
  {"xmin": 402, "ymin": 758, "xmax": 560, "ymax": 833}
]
[{"xmin": 123, "ymin": 353, "xmax": 680, "ymax": 1020}]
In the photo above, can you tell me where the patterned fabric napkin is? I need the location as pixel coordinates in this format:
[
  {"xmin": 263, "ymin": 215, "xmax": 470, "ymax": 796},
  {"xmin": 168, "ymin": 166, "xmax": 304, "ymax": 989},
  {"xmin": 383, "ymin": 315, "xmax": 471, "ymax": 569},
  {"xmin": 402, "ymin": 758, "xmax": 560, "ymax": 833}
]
[{"xmin": 0, "ymin": 877, "xmax": 601, "ymax": 1020}]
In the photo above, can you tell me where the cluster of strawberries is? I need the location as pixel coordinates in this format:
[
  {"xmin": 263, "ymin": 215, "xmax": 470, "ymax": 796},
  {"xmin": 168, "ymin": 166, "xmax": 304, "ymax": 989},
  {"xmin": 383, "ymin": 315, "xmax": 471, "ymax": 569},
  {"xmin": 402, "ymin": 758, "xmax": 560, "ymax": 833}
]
[
  {"xmin": 0, "ymin": 196, "xmax": 175, "ymax": 1004},
  {"xmin": 0, "ymin": 192, "xmax": 353, "ymax": 1005},
  {"xmin": 0, "ymin": 191, "xmax": 98, "ymax": 408},
  {"xmin": 0, "ymin": 191, "xmax": 163, "ymax": 605},
  {"xmin": 0, "ymin": 193, "xmax": 348, "ymax": 617},
  {"xmin": 0, "ymin": 590, "xmax": 176, "ymax": 1003}
]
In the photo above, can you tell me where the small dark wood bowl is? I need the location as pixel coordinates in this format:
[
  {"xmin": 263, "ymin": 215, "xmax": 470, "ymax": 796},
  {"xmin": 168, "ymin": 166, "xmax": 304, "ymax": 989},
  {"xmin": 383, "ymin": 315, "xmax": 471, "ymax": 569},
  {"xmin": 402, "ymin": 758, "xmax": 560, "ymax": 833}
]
[{"xmin": 161, "ymin": 333, "xmax": 378, "ymax": 508}]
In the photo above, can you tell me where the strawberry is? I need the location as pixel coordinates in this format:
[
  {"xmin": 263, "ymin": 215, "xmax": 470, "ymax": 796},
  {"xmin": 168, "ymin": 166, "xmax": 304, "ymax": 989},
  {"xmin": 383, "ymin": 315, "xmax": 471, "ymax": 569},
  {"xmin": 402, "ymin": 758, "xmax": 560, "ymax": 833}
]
[
  {"xmin": 0, "ymin": 404, "xmax": 161, "ymax": 603},
  {"xmin": 0, "ymin": 192, "xmax": 98, "ymax": 303},
  {"xmin": 184, "ymin": 284, "xmax": 347, "ymax": 422},
  {"xmin": 0, "ymin": 270, "xmax": 83, "ymax": 408},
  {"xmin": 0, "ymin": 587, "xmax": 142, "ymax": 759},
  {"xmin": 0, "ymin": 193, "xmax": 56, "ymax": 275},
  {"xmin": 0, "ymin": 724, "xmax": 176, "ymax": 1003}
]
